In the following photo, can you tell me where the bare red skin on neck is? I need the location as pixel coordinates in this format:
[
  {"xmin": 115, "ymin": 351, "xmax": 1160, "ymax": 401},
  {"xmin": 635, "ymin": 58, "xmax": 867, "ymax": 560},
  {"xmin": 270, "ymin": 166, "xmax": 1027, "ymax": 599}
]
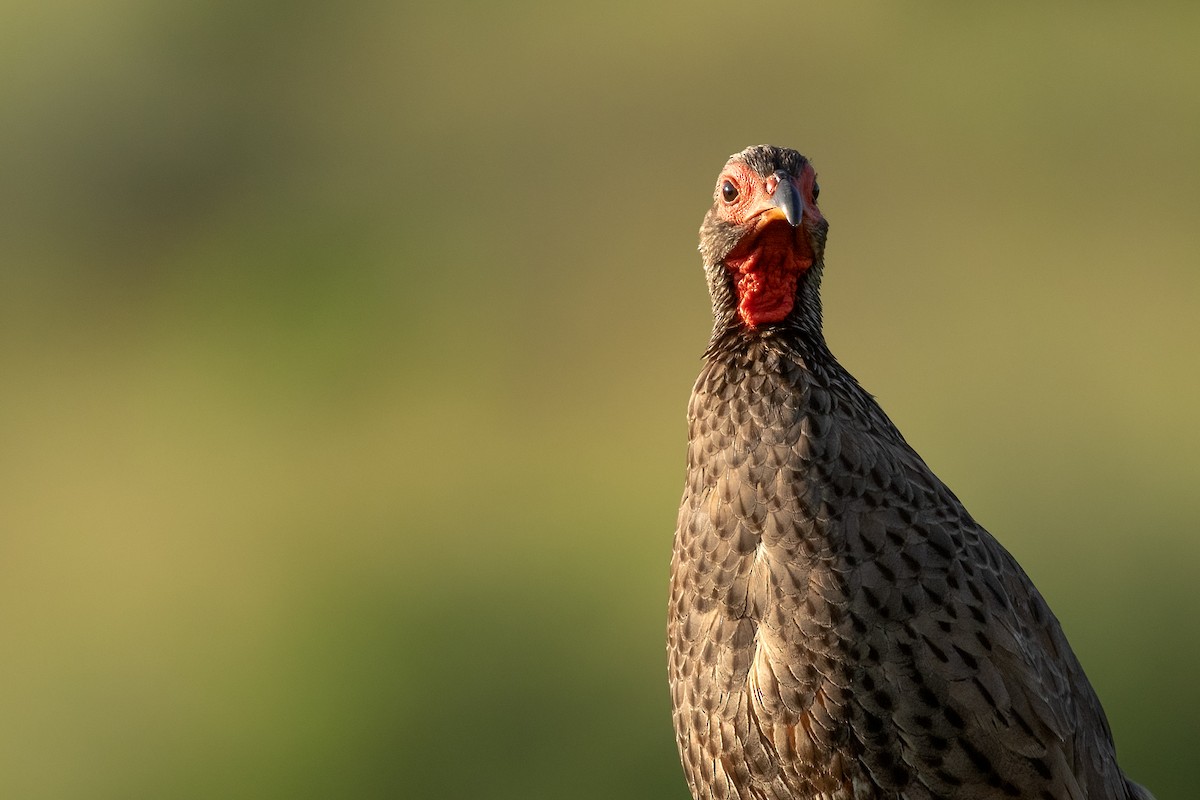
[{"xmin": 725, "ymin": 220, "xmax": 814, "ymax": 328}]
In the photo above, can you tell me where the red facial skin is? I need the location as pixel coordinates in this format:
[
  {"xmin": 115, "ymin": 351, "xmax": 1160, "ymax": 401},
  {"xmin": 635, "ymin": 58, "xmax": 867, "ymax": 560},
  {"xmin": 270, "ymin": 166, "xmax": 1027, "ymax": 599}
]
[{"xmin": 714, "ymin": 162, "xmax": 823, "ymax": 328}]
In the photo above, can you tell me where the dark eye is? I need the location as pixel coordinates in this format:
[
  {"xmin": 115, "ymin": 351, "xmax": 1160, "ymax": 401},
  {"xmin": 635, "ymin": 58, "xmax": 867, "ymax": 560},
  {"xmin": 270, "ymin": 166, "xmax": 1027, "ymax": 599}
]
[
  {"xmin": 812, "ymin": 182, "xmax": 820, "ymax": 201},
  {"xmin": 721, "ymin": 180, "xmax": 739, "ymax": 202}
]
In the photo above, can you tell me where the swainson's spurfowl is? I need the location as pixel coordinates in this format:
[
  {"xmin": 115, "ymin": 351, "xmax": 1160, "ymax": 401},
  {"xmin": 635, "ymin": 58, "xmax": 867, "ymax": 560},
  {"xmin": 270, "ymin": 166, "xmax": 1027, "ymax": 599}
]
[{"xmin": 667, "ymin": 145, "xmax": 1153, "ymax": 800}]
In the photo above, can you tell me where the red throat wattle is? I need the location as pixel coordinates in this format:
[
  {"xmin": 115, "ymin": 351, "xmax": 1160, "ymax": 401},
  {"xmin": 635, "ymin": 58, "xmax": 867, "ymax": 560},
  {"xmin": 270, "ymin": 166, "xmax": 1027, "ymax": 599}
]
[{"xmin": 724, "ymin": 221, "xmax": 814, "ymax": 328}]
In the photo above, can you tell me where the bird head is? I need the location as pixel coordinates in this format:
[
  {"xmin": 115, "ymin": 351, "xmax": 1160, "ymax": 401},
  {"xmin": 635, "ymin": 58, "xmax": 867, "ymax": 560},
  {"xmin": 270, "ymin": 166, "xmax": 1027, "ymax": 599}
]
[{"xmin": 699, "ymin": 145, "xmax": 828, "ymax": 331}]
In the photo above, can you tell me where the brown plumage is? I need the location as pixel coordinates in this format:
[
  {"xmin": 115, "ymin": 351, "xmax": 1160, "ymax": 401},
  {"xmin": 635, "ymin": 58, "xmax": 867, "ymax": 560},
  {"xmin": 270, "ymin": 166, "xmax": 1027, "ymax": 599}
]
[{"xmin": 666, "ymin": 145, "xmax": 1153, "ymax": 800}]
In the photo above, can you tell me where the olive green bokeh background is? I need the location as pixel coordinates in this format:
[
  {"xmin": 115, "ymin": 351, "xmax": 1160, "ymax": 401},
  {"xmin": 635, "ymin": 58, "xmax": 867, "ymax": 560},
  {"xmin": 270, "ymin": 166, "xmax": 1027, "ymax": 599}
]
[{"xmin": 1, "ymin": 3, "xmax": 1196, "ymax": 797}]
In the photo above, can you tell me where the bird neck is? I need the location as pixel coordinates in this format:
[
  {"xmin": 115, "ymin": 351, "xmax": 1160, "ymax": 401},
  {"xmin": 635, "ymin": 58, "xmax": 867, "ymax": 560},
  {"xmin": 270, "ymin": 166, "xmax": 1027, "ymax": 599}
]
[
  {"xmin": 704, "ymin": 311, "xmax": 830, "ymax": 373},
  {"xmin": 705, "ymin": 259, "xmax": 828, "ymax": 365}
]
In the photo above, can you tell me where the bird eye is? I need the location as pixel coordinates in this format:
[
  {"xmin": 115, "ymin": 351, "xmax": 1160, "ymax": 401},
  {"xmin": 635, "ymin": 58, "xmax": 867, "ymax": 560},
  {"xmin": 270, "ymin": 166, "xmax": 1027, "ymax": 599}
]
[
  {"xmin": 721, "ymin": 180, "xmax": 739, "ymax": 203},
  {"xmin": 812, "ymin": 182, "xmax": 820, "ymax": 201}
]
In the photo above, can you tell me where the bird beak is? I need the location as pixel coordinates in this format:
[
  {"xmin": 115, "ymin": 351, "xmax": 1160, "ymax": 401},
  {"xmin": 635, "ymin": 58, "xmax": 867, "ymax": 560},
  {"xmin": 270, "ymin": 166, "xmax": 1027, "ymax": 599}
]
[{"xmin": 771, "ymin": 170, "xmax": 805, "ymax": 227}]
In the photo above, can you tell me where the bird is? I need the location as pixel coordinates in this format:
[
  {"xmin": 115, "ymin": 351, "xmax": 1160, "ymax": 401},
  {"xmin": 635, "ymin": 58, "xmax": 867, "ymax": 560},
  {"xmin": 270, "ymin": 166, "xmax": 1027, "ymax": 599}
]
[{"xmin": 666, "ymin": 145, "xmax": 1153, "ymax": 800}]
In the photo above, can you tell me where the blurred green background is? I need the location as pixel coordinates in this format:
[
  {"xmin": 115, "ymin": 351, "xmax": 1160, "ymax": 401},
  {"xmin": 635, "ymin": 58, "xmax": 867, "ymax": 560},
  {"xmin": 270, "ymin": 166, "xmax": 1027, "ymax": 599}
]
[{"xmin": 1, "ymin": 2, "xmax": 1196, "ymax": 797}]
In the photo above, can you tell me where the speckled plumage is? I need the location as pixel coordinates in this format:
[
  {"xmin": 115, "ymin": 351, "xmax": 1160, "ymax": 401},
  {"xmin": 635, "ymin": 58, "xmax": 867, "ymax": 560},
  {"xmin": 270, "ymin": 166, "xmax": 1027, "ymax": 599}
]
[{"xmin": 667, "ymin": 146, "xmax": 1152, "ymax": 800}]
